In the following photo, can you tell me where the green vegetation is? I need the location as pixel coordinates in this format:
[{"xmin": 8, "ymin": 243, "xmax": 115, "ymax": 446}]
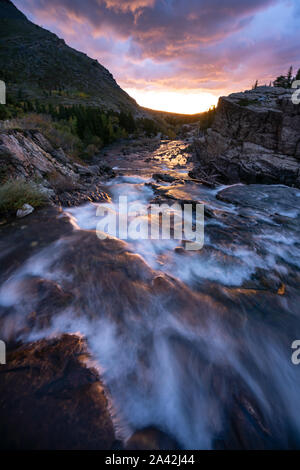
[
  {"xmin": 0, "ymin": 7, "xmax": 138, "ymax": 113},
  {"xmin": 0, "ymin": 180, "xmax": 48, "ymax": 214},
  {"xmin": 238, "ymin": 98, "xmax": 259, "ymax": 107},
  {"xmin": 1, "ymin": 97, "xmax": 165, "ymax": 161},
  {"xmin": 0, "ymin": 3, "xmax": 213, "ymax": 154},
  {"xmin": 273, "ymin": 66, "xmax": 300, "ymax": 88},
  {"xmin": 45, "ymin": 171, "xmax": 76, "ymax": 194},
  {"xmin": 0, "ymin": 1, "xmax": 219, "ymax": 148},
  {"xmin": 252, "ymin": 65, "xmax": 300, "ymax": 90},
  {"xmin": 198, "ymin": 106, "xmax": 216, "ymax": 130},
  {"xmin": 148, "ymin": 106, "xmax": 217, "ymax": 133},
  {"xmin": 9, "ymin": 113, "xmax": 81, "ymax": 152},
  {"xmin": 151, "ymin": 111, "xmax": 204, "ymax": 126}
]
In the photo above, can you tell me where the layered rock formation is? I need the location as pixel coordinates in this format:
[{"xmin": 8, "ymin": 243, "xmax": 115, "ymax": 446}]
[
  {"xmin": 192, "ymin": 86, "xmax": 300, "ymax": 187},
  {"xmin": 0, "ymin": 129, "xmax": 113, "ymax": 208}
]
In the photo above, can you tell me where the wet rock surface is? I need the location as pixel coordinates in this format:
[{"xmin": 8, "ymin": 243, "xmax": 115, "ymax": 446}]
[
  {"xmin": 125, "ymin": 427, "xmax": 180, "ymax": 450},
  {"xmin": 1, "ymin": 139, "xmax": 300, "ymax": 449},
  {"xmin": 217, "ymin": 183, "xmax": 300, "ymax": 213},
  {"xmin": 0, "ymin": 207, "xmax": 74, "ymax": 284},
  {"xmin": 16, "ymin": 203, "xmax": 34, "ymax": 218},
  {"xmin": 0, "ymin": 334, "xmax": 115, "ymax": 450}
]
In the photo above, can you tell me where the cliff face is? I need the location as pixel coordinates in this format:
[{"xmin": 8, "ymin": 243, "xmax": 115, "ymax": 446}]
[
  {"xmin": 0, "ymin": 0, "xmax": 139, "ymax": 113},
  {"xmin": 194, "ymin": 86, "xmax": 300, "ymax": 187}
]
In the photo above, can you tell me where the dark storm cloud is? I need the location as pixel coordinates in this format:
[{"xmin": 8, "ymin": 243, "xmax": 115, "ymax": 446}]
[
  {"xmin": 13, "ymin": 0, "xmax": 300, "ymax": 97},
  {"xmin": 16, "ymin": 0, "xmax": 278, "ymax": 59}
]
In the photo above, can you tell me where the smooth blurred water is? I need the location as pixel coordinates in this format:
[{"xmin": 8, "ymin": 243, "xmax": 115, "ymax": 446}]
[{"xmin": 1, "ymin": 140, "xmax": 300, "ymax": 449}]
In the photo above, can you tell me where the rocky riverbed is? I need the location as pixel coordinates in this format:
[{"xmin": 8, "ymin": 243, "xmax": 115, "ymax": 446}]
[
  {"xmin": 0, "ymin": 128, "xmax": 115, "ymax": 210},
  {"xmin": 1, "ymin": 137, "xmax": 300, "ymax": 449}
]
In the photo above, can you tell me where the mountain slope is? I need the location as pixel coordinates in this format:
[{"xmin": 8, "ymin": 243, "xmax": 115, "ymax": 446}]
[{"xmin": 0, "ymin": 0, "xmax": 139, "ymax": 113}]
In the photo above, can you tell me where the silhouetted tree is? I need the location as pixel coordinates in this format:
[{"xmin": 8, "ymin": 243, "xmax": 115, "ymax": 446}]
[
  {"xmin": 138, "ymin": 118, "xmax": 159, "ymax": 137},
  {"xmin": 119, "ymin": 111, "xmax": 136, "ymax": 133},
  {"xmin": 287, "ymin": 66, "xmax": 293, "ymax": 87},
  {"xmin": 0, "ymin": 105, "xmax": 9, "ymax": 120},
  {"xmin": 199, "ymin": 106, "xmax": 216, "ymax": 130},
  {"xmin": 274, "ymin": 75, "xmax": 289, "ymax": 88},
  {"xmin": 274, "ymin": 66, "xmax": 294, "ymax": 88}
]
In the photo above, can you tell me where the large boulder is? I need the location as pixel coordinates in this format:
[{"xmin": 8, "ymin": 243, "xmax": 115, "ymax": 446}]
[
  {"xmin": 0, "ymin": 129, "xmax": 76, "ymax": 181},
  {"xmin": 192, "ymin": 87, "xmax": 300, "ymax": 187}
]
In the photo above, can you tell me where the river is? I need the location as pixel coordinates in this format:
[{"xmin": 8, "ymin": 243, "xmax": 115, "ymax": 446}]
[{"xmin": 1, "ymin": 139, "xmax": 300, "ymax": 449}]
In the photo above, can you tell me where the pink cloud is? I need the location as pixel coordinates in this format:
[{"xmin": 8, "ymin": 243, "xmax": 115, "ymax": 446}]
[{"xmin": 13, "ymin": 0, "xmax": 300, "ymax": 101}]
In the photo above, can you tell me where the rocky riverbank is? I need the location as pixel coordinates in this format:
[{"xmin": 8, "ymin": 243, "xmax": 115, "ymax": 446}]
[
  {"xmin": 1, "ymin": 136, "xmax": 300, "ymax": 449},
  {"xmin": 190, "ymin": 86, "xmax": 300, "ymax": 188},
  {"xmin": 1, "ymin": 85, "xmax": 300, "ymax": 450},
  {"xmin": 0, "ymin": 128, "xmax": 114, "ymax": 213},
  {"xmin": 0, "ymin": 126, "xmax": 168, "ymax": 223}
]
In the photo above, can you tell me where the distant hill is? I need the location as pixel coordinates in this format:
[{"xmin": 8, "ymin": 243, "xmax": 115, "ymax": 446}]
[{"xmin": 0, "ymin": 0, "xmax": 140, "ymax": 113}]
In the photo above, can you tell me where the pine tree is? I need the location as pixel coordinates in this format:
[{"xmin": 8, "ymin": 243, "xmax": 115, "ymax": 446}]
[
  {"xmin": 17, "ymin": 88, "xmax": 24, "ymax": 100},
  {"xmin": 274, "ymin": 75, "xmax": 289, "ymax": 88},
  {"xmin": 119, "ymin": 111, "xmax": 136, "ymax": 133},
  {"xmin": 287, "ymin": 66, "xmax": 293, "ymax": 87}
]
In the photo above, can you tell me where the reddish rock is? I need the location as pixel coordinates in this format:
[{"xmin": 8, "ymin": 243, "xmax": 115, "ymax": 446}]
[
  {"xmin": 0, "ymin": 334, "xmax": 115, "ymax": 450},
  {"xmin": 126, "ymin": 427, "xmax": 180, "ymax": 450}
]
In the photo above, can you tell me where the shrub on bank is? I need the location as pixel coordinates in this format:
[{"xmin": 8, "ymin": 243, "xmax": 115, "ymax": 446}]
[
  {"xmin": 199, "ymin": 106, "xmax": 216, "ymax": 130},
  {"xmin": 0, "ymin": 180, "xmax": 48, "ymax": 214},
  {"xmin": 6, "ymin": 114, "xmax": 82, "ymax": 158}
]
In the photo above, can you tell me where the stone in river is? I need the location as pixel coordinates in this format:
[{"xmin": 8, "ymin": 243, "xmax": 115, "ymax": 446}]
[
  {"xmin": 125, "ymin": 427, "xmax": 180, "ymax": 450},
  {"xmin": 16, "ymin": 203, "xmax": 34, "ymax": 218}
]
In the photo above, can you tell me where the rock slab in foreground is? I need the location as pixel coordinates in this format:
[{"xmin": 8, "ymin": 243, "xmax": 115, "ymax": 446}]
[{"xmin": 0, "ymin": 334, "xmax": 115, "ymax": 450}]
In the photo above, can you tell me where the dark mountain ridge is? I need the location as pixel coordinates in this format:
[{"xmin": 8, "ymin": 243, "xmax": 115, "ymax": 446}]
[{"xmin": 0, "ymin": 0, "xmax": 139, "ymax": 113}]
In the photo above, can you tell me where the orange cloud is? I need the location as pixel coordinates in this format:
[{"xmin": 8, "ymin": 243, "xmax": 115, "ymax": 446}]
[
  {"xmin": 13, "ymin": 0, "xmax": 300, "ymax": 111},
  {"xmin": 104, "ymin": 0, "xmax": 155, "ymax": 12}
]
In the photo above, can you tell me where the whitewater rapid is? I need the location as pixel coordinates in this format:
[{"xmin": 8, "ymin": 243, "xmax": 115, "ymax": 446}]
[{"xmin": 1, "ymin": 140, "xmax": 300, "ymax": 449}]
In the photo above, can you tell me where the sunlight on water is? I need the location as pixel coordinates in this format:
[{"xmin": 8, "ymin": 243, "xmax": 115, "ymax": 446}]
[{"xmin": 1, "ymin": 142, "xmax": 300, "ymax": 449}]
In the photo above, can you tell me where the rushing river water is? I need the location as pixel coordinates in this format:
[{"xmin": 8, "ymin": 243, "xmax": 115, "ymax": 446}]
[{"xmin": 1, "ymin": 140, "xmax": 300, "ymax": 449}]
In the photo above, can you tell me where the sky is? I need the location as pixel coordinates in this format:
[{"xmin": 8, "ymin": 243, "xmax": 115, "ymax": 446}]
[{"xmin": 14, "ymin": 0, "xmax": 300, "ymax": 114}]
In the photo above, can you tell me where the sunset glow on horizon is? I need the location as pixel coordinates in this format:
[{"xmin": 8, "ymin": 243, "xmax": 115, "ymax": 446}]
[
  {"xmin": 14, "ymin": 0, "xmax": 300, "ymax": 115},
  {"xmin": 125, "ymin": 89, "xmax": 219, "ymax": 114}
]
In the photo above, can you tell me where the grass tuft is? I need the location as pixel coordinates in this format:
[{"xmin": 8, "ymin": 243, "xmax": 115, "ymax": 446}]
[{"xmin": 0, "ymin": 180, "xmax": 48, "ymax": 214}]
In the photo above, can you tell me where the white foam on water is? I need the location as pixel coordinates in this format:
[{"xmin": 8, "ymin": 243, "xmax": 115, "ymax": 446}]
[{"xmin": 1, "ymin": 158, "xmax": 300, "ymax": 449}]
